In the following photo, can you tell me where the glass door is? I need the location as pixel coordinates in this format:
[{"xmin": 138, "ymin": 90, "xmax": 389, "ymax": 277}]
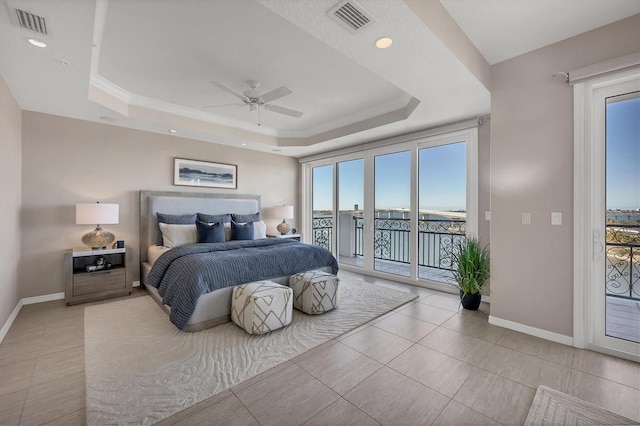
[
  {"xmin": 418, "ymin": 141, "xmax": 467, "ymax": 283},
  {"xmin": 337, "ymin": 159, "xmax": 365, "ymax": 268},
  {"xmin": 311, "ymin": 164, "xmax": 334, "ymax": 253},
  {"xmin": 589, "ymin": 73, "xmax": 640, "ymax": 360},
  {"xmin": 603, "ymin": 91, "xmax": 640, "ymax": 345},
  {"xmin": 374, "ymin": 151, "xmax": 412, "ymax": 277}
]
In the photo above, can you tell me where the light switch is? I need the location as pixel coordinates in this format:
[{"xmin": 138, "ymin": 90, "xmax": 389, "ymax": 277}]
[
  {"xmin": 485, "ymin": 211, "xmax": 491, "ymax": 221},
  {"xmin": 522, "ymin": 212, "xmax": 531, "ymax": 225},
  {"xmin": 551, "ymin": 212, "xmax": 562, "ymax": 225}
]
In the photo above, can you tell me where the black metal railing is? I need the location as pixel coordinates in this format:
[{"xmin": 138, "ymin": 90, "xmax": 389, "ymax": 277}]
[
  {"xmin": 312, "ymin": 216, "xmax": 333, "ymax": 252},
  {"xmin": 605, "ymin": 224, "xmax": 640, "ymax": 301},
  {"xmin": 316, "ymin": 215, "xmax": 466, "ymax": 272}
]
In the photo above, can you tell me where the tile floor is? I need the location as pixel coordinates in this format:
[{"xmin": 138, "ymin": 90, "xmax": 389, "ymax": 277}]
[{"xmin": 0, "ymin": 271, "xmax": 639, "ymax": 425}]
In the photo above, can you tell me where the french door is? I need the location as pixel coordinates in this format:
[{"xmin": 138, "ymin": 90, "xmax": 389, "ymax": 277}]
[
  {"xmin": 575, "ymin": 68, "xmax": 640, "ymax": 361},
  {"xmin": 304, "ymin": 127, "xmax": 478, "ymax": 290}
]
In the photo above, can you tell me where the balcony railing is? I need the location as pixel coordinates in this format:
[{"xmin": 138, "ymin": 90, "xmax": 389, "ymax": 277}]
[
  {"xmin": 606, "ymin": 224, "xmax": 640, "ymax": 301},
  {"xmin": 313, "ymin": 215, "xmax": 466, "ymax": 273}
]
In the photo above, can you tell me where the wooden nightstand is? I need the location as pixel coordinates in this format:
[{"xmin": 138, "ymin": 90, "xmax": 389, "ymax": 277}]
[
  {"xmin": 64, "ymin": 247, "xmax": 131, "ymax": 305},
  {"xmin": 267, "ymin": 233, "xmax": 302, "ymax": 241}
]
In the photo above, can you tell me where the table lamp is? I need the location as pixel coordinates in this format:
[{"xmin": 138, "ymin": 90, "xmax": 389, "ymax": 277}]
[
  {"xmin": 76, "ymin": 202, "xmax": 119, "ymax": 249},
  {"xmin": 272, "ymin": 205, "xmax": 294, "ymax": 235}
]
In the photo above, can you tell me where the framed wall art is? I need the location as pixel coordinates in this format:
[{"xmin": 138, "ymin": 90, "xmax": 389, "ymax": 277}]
[{"xmin": 173, "ymin": 158, "xmax": 237, "ymax": 189}]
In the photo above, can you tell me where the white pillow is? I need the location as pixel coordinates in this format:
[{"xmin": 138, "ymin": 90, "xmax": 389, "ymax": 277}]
[
  {"xmin": 159, "ymin": 223, "xmax": 197, "ymax": 248},
  {"xmin": 253, "ymin": 220, "xmax": 267, "ymax": 239}
]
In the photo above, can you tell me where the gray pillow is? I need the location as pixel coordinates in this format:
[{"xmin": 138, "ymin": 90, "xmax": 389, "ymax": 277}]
[
  {"xmin": 156, "ymin": 213, "xmax": 196, "ymax": 245},
  {"xmin": 232, "ymin": 213, "xmax": 260, "ymax": 223},
  {"xmin": 197, "ymin": 213, "xmax": 231, "ymax": 224}
]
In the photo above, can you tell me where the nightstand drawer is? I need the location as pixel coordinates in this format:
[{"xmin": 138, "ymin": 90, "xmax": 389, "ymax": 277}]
[{"xmin": 73, "ymin": 269, "xmax": 126, "ymax": 296}]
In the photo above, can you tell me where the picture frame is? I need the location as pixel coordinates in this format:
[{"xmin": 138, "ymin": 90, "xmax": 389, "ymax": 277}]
[{"xmin": 173, "ymin": 158, "xmax": 238, "ymax": 189}]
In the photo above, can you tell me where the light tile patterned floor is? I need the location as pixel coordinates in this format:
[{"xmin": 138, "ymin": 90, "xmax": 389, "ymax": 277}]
[{"xmin": 0, "ymin": 271, "xmax": 639, "ymax": 425}]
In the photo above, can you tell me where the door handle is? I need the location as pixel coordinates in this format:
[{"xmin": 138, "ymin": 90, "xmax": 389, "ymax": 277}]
[{"xmin": 593, "ymin": 231, "xmax": 604, "ymax": 261}]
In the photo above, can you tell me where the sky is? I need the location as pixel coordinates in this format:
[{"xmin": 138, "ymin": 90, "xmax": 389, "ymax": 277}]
[
  {"xmin": 606, "ymin": 95, "xmax": 640, "ymax": 210},
  {"xmin": 313, "ymin": 141, "xmax": 466, "ymax": 211}
]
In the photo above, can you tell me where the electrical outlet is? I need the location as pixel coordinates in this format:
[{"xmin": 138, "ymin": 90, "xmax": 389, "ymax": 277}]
[
  {"xmin": 551, "ymin": 212, "xmax": 562, "ymax": 225},
  {"xmin": 485, "ymin": 211, "xmax": 491, "ymax": 221},
  {"xmin": 522, "ymin": 212, "xmax": 531, "ymax": 225}
]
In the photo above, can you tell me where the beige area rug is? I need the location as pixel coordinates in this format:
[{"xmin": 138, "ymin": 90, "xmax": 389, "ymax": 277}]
[
  {"xmin": 84, "ymin": 278, "xmax": 417, "ymax": 425},
  {"xmin": 524, "ymin": 385, "xmax": 637, "ymax": 425}
]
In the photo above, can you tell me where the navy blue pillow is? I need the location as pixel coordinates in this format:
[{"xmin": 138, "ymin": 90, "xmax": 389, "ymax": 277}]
[
  {"xmin": 156, "ymin": 213, "xmax": 197, "ymax": 245},
  {"xmin": 197, "ymin": 213, "xmax": 231, "ymax": 224},
  {"xmin": 196, "ymin": 220, "xmax": 226, "ymax": 243},
  {"xmin": 232, "ymin": 213, "xmax": 259, "ymax": 223},
  {"xmin": 231, "ymin": 220, "xmax": 254, "ymax": 240}
]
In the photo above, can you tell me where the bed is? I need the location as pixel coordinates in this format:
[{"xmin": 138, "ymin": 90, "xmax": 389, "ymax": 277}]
[{"xmin": 140, "ymin": 190, "xmax": 338, "ymax": 331}]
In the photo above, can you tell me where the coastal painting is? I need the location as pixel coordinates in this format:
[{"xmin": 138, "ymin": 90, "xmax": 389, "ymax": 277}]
[{"xmin": 173, "ymin": 158, "xmax": 237, "ymax": 189}]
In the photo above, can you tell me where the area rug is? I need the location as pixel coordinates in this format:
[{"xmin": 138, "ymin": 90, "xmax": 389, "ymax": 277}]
[
  {"xmin": 524, "ymin": 385, "xmax": 637, "ymax": 425},
  {"xmin": 84, "ymin": 278, "xmax": 417, "ymax": 425}
]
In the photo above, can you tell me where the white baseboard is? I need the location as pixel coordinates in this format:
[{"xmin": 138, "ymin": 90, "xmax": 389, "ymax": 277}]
[
  {"xmin": 0, "ymin": 300, "xmax": 24, "ymax": 343},
  {"xmin": 489, "ymin": 315, "xmax": 574, "ymax": 346},
  {"xmin": 22, "ymin": 292, "xmax": 64, "ymax": 305}
]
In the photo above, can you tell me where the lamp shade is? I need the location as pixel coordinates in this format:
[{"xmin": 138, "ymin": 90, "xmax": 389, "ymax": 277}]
[
  {"xmin": 271, "ymin": 205, "xmax": 294, "ymax": 220},
  {"xmin": 76, "ymin": 203, "xmax": 119, "ymax": 225}
]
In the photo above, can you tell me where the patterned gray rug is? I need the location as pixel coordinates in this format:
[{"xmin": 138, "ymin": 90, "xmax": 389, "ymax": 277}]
[
  {"xmin": 525, "ymin": 385, "xmax": 637, "ymax": 425},
  {"xmin": 84, "ymin": 278, "xmax": 417, "ymax": 425}
]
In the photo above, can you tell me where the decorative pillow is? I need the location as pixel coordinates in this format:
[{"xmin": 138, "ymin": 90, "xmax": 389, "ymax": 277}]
[
  {"xmin": 232, "ymin": 213, "xmax": 260, "ymax": 223},
  {"xmin": 231, "ymin": 220, "xmax": 254, "ymax": 240},
  {"xmin": 253, "ymin": 220, "xmax": 267, "ymax": 239},
  {"xmin": 197, "ymin": 213, "xmax": 231, "ymax": 224},
  {"xmin": 156, "ymin": 213, "xmax": 197, "ymax": 245},
  {"xmin": 158, "ymin": 223, "xmax": 197, "ymax": 248},
  {"xmin": 196, "ymin": 220, "xmax": 226, "ymax": 243}
]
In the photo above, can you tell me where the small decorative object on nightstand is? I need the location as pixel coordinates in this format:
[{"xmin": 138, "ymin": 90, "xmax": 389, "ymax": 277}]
[
  {"xmin": 64, "ymin": 247, "xmax": 131, "ymax": 305},
  {"xmin": 267, "ymin": 233, "xmax": 301, "ymax": 241}
]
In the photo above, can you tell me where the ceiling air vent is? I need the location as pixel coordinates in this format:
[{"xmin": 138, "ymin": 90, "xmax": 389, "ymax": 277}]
[
  {"xmin": 14, "ymin": 8, "xmax": 48, "ymax": 35},
  {"xmin": 328, "ymin": 0, "xmax": 375, "ymax": 33}
]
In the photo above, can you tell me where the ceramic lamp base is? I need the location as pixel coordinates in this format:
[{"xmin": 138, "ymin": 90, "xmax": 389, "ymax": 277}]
[
  {"xmin": 82, "ymin": 226, "xmax": 115, "ymax": 249},
  {"xmin": 276, "ymin": 220, "xmax": 290, "ymax": 235}
]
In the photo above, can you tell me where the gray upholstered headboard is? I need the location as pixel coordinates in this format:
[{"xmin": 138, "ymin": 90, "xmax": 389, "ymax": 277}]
[{"xmin": 139, "ymin": 190, "xmax": 261, "ymax": 263}]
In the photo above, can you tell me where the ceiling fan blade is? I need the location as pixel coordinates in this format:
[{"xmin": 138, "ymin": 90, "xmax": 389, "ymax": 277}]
[
  {"xmin": 264, "ymin": 104, "xmax": 303, "ymax": 118},
  {"xmin": 210, "ymin": 81, "xmax": 249, "ymax": 102},
  {"xmin": 203, "ymin": 103, "xmax": 245, "ymax": 108},
  {"xmin": 260, "ymin": 86, "xmax": 292, "ymax": 103}
]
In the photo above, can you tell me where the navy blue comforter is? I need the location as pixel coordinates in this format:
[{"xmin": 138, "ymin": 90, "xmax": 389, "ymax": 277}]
[{"xmin": 146, "ymin": 239, "xmax": 338, "ymax": 329}]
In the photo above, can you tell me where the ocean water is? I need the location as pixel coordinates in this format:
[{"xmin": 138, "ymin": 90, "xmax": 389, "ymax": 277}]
[{"xmin": 606, "ymin": 211, "xmax": 640, "ymax": 224}]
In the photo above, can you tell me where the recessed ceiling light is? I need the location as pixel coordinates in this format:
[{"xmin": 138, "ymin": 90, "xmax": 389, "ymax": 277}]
[
  {"xmin": 375, "ymin": 37, "xmax": 393, "ymax": 49},
  {"xmin": 99, "ymin": 116, "xmax": 117, "ymax": 122},
  {"xmin": 28, "ymin": 38, "xmax": 46, "ymax": 48},
  {"xmin": 240, "ymin": 143, "xmax": 247, "ymax": 146},
  {"xmin": 168, "ymin": 129, "xmax": 177, "ymax": 133},
  {"xmin": 272, "ymin": 149, "xmax": 282, "ymax": 152},
  {"xmin": 58, "ymin": 59, "xmax": 70, "ymax": 67}
]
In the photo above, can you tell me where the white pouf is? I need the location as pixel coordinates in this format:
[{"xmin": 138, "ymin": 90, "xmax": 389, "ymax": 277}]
[
  {"xmin": 231, "ymin": 281, "xmax": 293, "ymax": 335},
  {"xmin": 289, "ymin": 270, "xmax": 340, "ymax": 315}
]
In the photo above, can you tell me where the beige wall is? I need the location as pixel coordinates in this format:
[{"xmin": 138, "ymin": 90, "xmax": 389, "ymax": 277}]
[
  {"xmin": 490, "ymin": 15, "xmax": 640, "ymax": 336},
  {"xmin": 21, "ymin": 112, "xmax": 298, "ymax": 298},
  {"xmin": 0, "ymin": 74, "xmax": 22, "ymax": 326},
  {"xmin": 477, "ymin": 120, "xmax": 491, "ymax": 246}
]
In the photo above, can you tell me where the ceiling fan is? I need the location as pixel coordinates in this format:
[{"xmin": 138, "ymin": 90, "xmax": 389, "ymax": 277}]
[{"xmin": 207, "ymin": 80, "xmax": 303, "ymax": 126}]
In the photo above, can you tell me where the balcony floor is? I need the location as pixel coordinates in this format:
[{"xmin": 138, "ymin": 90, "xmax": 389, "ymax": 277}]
[
  {"xmin": 339, "ymin": 255, "xmax": 455, "ymax": 285},
  {"xmin": 606, "ymin": 296, "xmax": 640, "ymax": 343}
]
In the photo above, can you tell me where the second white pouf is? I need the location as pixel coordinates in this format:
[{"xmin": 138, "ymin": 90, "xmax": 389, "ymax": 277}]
[
  {"xmin": 231, "ymin": 281, "xmax": 293, "ymax": 334},
  {"xmin": 289, "ymin": 270, "xmax": 340, "ymax": 315}
]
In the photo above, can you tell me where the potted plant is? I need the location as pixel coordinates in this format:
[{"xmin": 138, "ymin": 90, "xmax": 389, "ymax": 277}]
[{"xmin": 451, "ymin": 237, "xmax": 490, "ymax": 310}]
